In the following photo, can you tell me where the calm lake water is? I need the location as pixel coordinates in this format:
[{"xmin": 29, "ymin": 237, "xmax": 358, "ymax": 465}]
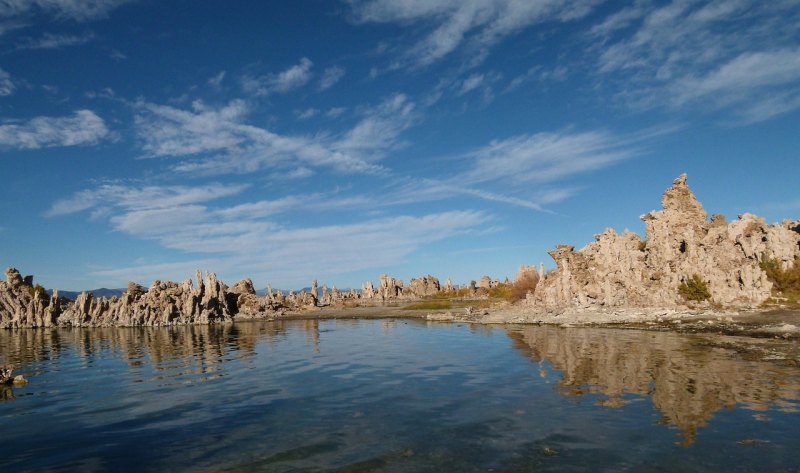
[{"xmin": 1, "ymin": 319, "xmax": 799, "ymax": 472}]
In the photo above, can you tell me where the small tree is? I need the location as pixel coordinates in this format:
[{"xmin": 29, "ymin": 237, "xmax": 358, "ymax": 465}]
[{"xmin": 678, "ymin": 274, "xmax": 711, "ymax": 302}]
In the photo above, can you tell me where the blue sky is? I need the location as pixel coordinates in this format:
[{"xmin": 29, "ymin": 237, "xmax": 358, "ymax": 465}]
[{"xmin": 1, "ymin": 0, "xmax": 798, "ymax": 291}]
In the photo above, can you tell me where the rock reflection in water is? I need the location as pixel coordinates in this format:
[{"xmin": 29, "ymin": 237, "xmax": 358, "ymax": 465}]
[
  {"xmin": 506, "ymin": 325, "xmax": 800, "ymax": 445},
  {"xmin": 0, "ymin": 320, "xmax": 328, "ymax": 386}
]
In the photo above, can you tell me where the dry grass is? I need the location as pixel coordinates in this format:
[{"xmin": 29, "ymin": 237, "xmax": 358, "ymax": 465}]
[{"xmin": 401, "ymin": 301, "xmax": 452, "ymax": 311}]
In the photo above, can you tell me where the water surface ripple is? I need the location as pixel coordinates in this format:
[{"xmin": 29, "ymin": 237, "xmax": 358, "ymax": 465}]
[{"xmin": 1, "ymin": 319, "xmax": 798, "ymax": 472}]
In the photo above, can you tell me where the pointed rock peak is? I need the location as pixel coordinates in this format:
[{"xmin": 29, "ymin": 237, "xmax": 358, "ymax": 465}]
[{"xmin": 661, "ymin": 173, "xmax": 707, "ymax": 223}]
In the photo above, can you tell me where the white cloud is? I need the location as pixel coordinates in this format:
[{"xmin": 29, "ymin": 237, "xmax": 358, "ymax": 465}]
[
  {"xmin": 334, "ymin": 93, "xmax": 416, "ymax": 155},
  {"xmin": 318, "ymin": 66, "xmax": 345, "ymax": 90},
  {"xmin": 286, "ymin": 166, "xmax": 313, "ymax": 178},
  {"xmin": 88, "ymin": 209, "xmax": 489, "ymax": 287},
  {"xmin": 506, "ymin": 65, "xmax": 567, "ymax": 92},
  {"xmin": 382, "ymin": 125, "xmax": 678, "ymax": 212},
  {"xmin": 457, "ymin": 73, "xmax": 484, "ymax": 95},
  {"xmin": 207, "ymin": 70, "xmax": 225, "ymax": 87},
  {"xmin": 590, "ymin": 0, "xmax": 800, "ymax": 122},
  {"xmin": 326, "ymin": 107, "xmax": 346, "ymax": 118},
  {"xmin": 134, "ymin": 94, "xmax": 415, "ymax": 176},
  {"xmin": 296, "ymin": 107, "xmax": 319, "ymax": 119},
  {"xmin": 46, "ymin": 182, "xmax": 249, "ymax": 217},
  {"xmin": 50, "ymin": 180, "xmax": 488, "ymax": 286},
  {"xmin": 672, "ymin": 48, "xmax": 800, "ymax": 105},
  {"xmin": 15, "ymin": 31, "xmax": 95, "ymax": 50},
  {"xmin": 0, "ymin": 110, "xmax": 108, "ymax": 149},
  {"xmin": 242, "ymin": 57, "xmax": 313, "ymax": 96},
  {"xmin": 460, "ymin": 129, "xmax": 635, "ymax": 185},
  {"xmin": 0, "ymin": 67, "xmax": 13, "ymax": 95},
  {"xmin": 0, "ymin": 0, "xmax": 132, "ymax": 21},
  {"xmin": 348, "ymin": 0, "xmax": 602, "ymax": 67},
  {"xmin": 135, "ymin": 99, "xmax": 252, "ymax": 157}
]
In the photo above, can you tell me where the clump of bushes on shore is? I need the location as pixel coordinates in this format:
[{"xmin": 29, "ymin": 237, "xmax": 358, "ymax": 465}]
[
  {"xmin": 678, "ymin": 274, "xmax": 711, "ymax": 302},
  {"xmin": 509, "ymin": 272, "xmax": 540, "ymax": 302},
  {"xmin": 760, "ymin": 257, "xmax": 800, "ymax": 294}
]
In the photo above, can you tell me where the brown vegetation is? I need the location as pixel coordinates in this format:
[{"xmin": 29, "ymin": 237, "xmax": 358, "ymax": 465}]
[{"xmin": 509, "ymin": 271, "xmax": 540, "ymax": 302}]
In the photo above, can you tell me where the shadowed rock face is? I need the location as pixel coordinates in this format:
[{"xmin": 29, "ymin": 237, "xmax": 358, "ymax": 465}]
[{"xmin": 532, "ymin": 174, "xmax": 800, "ymax": 312}]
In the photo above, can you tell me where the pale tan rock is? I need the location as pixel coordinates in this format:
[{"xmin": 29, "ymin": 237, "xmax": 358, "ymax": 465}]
[
  {"xmin": 378, "ymin": 274, "xmax": 403, "ymax": 300},
  {"xmin": 530, "ymin": 174, "xmax": 799, "ymax": 313},
  {"xmin": 476, "ymin": 275, "xmax": 493, "ymax": 289},
  {"xmin": 442, "ymin": 277, "xmax": 453, "ymax": 292},
  {"xmin": 407, "ymin": 275, "xmax": 441, "ymax": 298}
]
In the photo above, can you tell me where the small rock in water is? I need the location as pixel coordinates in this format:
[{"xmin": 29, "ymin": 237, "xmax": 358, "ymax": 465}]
[
  {"xmin": 12, "ymin": 375, "xmax": 27, "ymax": 385},
  {"xmin": 543, "ymin": 447, "xmax": 557, "ymax": 456}
]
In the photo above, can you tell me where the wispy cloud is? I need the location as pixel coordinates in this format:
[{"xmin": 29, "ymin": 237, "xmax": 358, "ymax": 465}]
[
  {"xmin": 384, "ymin": 124, "xmax": 678, "ymax": 212},
  {"xmin": 207, "ymin": 70, "xmax": 225, "ymax": 87},
  {"xmin": 15, "ymin": 31, "xmax": 95, "ymax": 50},
  {"xmin": 296, "ymin": 107, "xmax": 319, "ymax": 120},
  {"xmin": 348, "ymin": 0, "xmax": 602, "ymax": 67},
  {"xmin": 49, "ymin": 180, "xmax": 489, "ymax": 286},
  {"xmin": 457, "ymin": 73, "xmax": 484, "ymax": 95},
  {"xmin": 333, "ymin": 93, "xmax": 416, "ymax": 156},
  {"xmin": 0, "ymin": 109, "xmax": 109, "ymax": 149},
  {"xmin": 326, "ymin": 107, "xmax": 346, "ymax": 118},
  {"xmin": 46, "ymin": 182, "xmax": 249, "ymax": 217},
  {"xmin": 0, "ymin": 67, "xmax": 13, "ymax": 95},
  {"xmin": 87, "ymin": 209, "xmax": 489, "ymax": 287},
  {"xmin": 134, "ymin": 93, "xmax": 416, "ymax": 176},
  {"xmin": 242, "ymin": 57, "xmax": 313, "ymax": 96},
  {"xmin": 460, "ymin": 129, "xmax": 636, "ymax": 185},
  {"xmin": 670, "ymin": 47, "xmax": 800, "ymax": 122},
  {"xmin": 318, "ymin": 65, "xmax": 345, "ymax": 90},
  {"xmin": 590, "ymin": 0, "xmax": 800, "ymax": 122},
  {"xmin": 0, "ymin": 0, "xmax": 133, "ymax": 21}
]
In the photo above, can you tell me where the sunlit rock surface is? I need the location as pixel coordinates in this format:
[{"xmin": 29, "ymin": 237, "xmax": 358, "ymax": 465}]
[{"xmin": 531, "ymin": 174, "xmax": 800, "ymax": 313}]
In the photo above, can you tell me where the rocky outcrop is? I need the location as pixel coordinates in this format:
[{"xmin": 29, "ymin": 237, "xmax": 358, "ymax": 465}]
[
  {"xmin": 0, "ymin": 268, "xmax": 67, "ymax": 328},
  {"xmin": 378, "ymin": 274, "xmax": 404, "ymax": 300},
  {"xmin": 0, "ymin": 268, "xmax": 272, "ymax": 328},
  {"xmin": 531, "ymin": 174, "xmax": 800, "ymax": 313},
  {"xmin": 406, "ymin": 275, "xmax": 440, "ymax": 298}
]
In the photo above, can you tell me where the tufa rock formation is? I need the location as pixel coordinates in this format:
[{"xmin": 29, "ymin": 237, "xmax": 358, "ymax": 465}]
[
  {"xmin": 1, "ymin": 267, "xmax": 475, "ymax": 328},
  {"xmin": 0, "ymin": 267, "xmax": 304, "ymax": 328},
  {"xmin": 531, "ymin": 174, "xmax": 800, "ymax": 313},
  {"xmin": 406, "ymin": 275, "xmax": 441, "ymax": 298}
]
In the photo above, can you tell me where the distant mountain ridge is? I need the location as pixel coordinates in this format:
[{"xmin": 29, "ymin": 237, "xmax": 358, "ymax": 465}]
[{"xmin": 48, "ymin": 288, "xmax": 126, "ymax": 300}]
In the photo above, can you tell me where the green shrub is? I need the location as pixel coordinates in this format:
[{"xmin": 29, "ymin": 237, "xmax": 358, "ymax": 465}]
[
  {"xmin": 27, "ymin": 284, "xmax": 47, "ymax": 299},
  {"xmin": 760, "ymin": 257, "xmax": 800, "ymax": 293},
  {"xmin": 678, "ymin": 274, "xmax": 711, "ymax": 301}
]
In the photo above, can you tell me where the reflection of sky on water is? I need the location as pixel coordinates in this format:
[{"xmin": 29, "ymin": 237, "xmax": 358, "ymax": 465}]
[{"xmin": 1, "ymin": 320, "xmax": 799, "ymax": 472}]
